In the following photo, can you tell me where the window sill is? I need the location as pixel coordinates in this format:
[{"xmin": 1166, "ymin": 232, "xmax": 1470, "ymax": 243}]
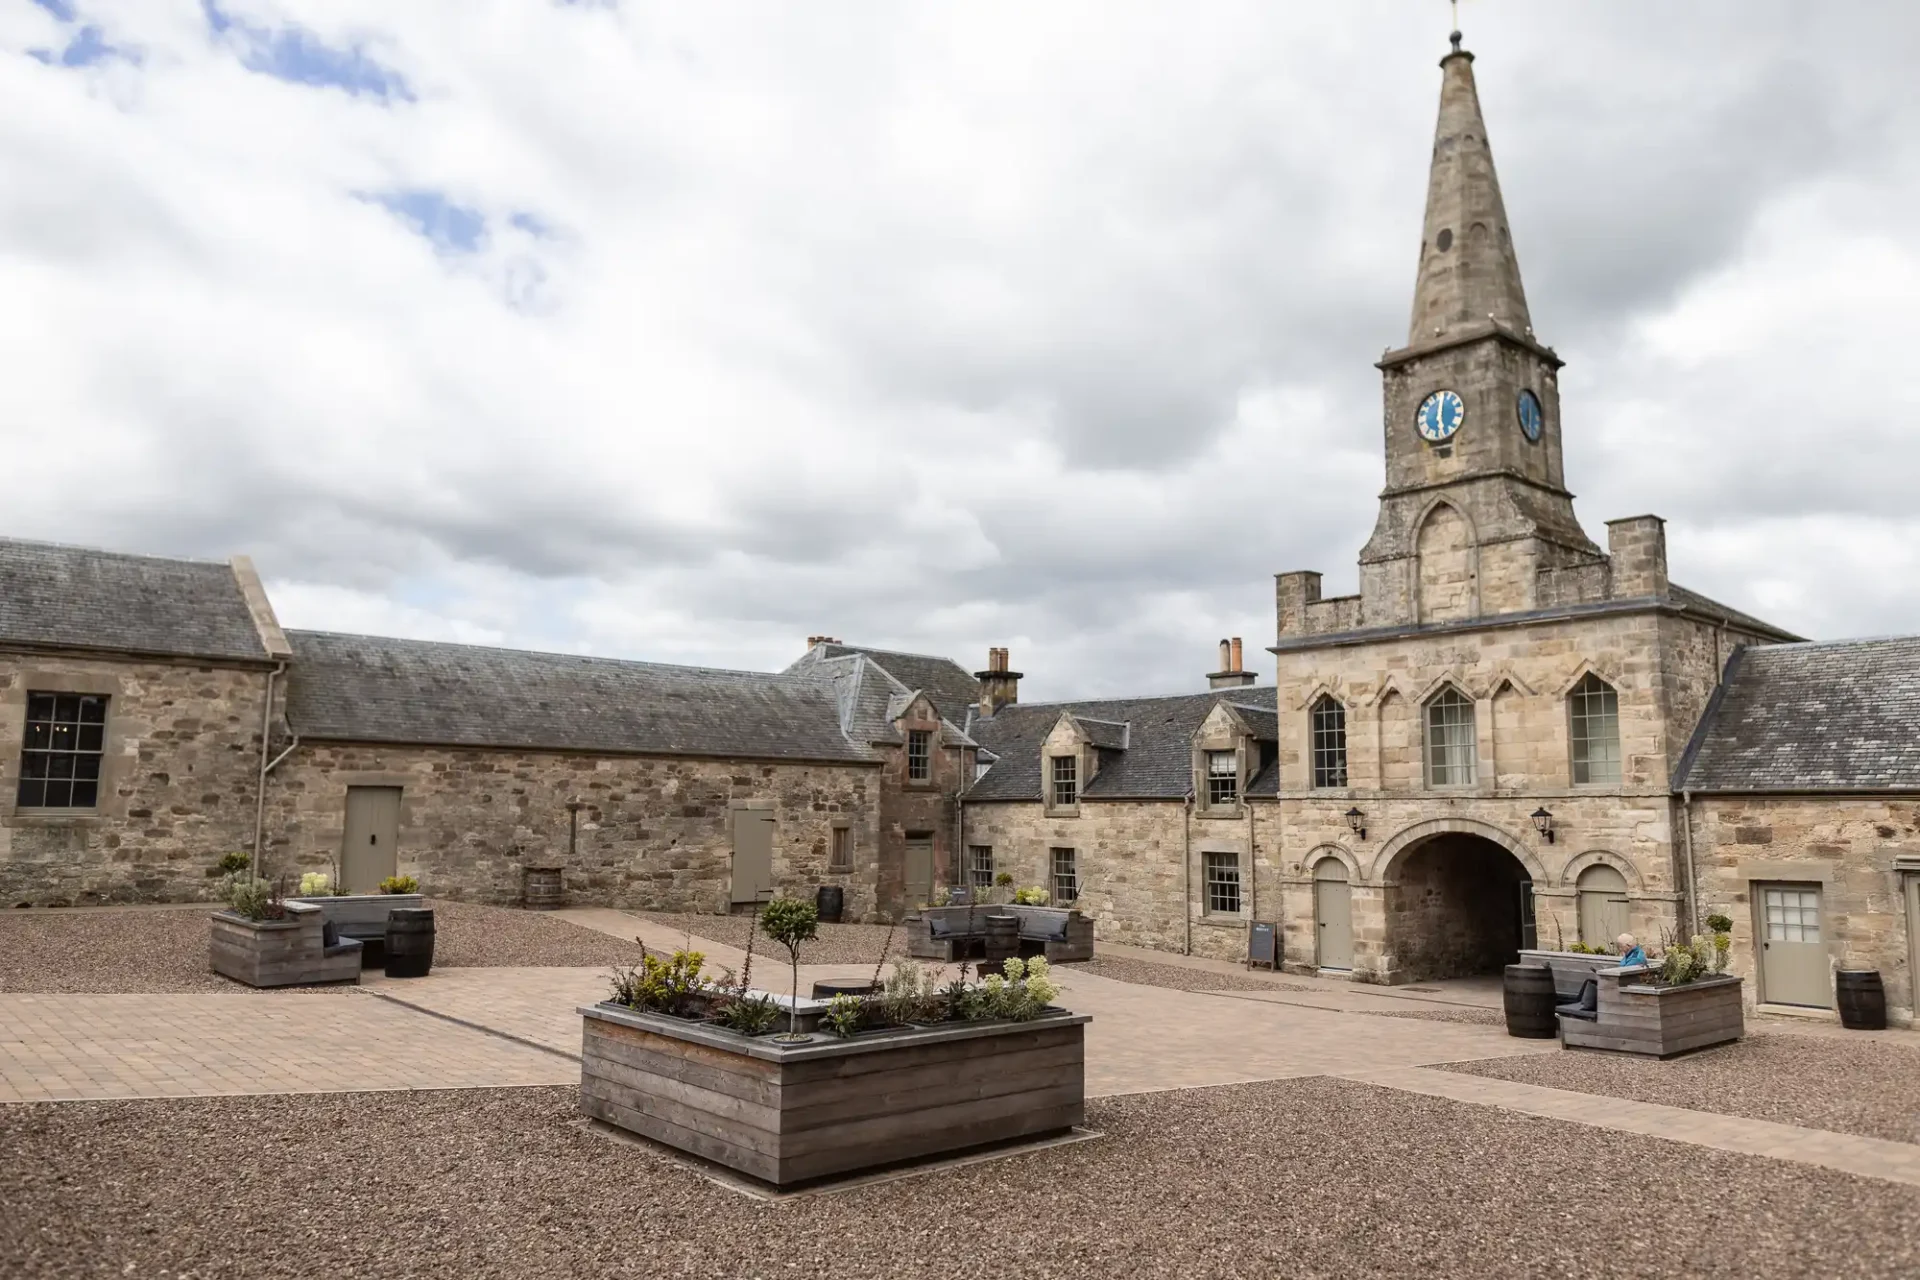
[
  {"xmin": 1195, "ymin": 915, "xmax": 1247, "ymax": 928},
  {"xmin": 1195, "ymin": 807, "xmax": 1244, "ymax": 821},
  {"xmin": 1045, "ymin": 808, "xmax": 1081, "ymax": 819},
  {"xmin": 7, "ymin": 810, "xmax": 108, "ymax": 825}
]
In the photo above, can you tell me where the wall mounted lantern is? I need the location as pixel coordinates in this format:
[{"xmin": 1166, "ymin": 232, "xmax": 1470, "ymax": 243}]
[
  {"xmin": 1531, "ymin": 806, "xmax": 1555, "ymax": 844},
  {"xmin": 1345, "ymin": 807, "xmax": 1367, "ymax": 840}
]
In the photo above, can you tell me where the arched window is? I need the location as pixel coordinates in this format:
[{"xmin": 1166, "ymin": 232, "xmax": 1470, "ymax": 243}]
[
  {"xmin": 1568, "ymin": 673, "xmax": 1621, "ymax": 786},
  {"xmin": 1424, "ymin": 686, "xmax": 1476, "ymax": 787},
  {"xmin": 1576, "ymin": 863, "xmax": 1630, "ymax": 947},
  {"xmin": 1310, "ymin": 696, "xmax": 1347, "ymax": 789}
]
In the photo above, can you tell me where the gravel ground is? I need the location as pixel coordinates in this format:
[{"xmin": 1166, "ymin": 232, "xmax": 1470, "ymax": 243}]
[
  {"xmin": 0, "ymin": 901, "xmax": 640, "ymax": 994},
  {"xmin": 1354, "ymin": 1006, "xmax": 1507, "ymax": 1026},
  {"xmin": 1444, "ymin": 1031, "xmax": 1920, "ymax": 1145},
  {"xmin": 5, "ymin": 1078, "xmax": 1915, "ymax": 1279},
  {"xmin": 635, "ymin": 910, "xmax": 907, "ymax": 966},
  {"xmin": 1058, "ymin": 955, "xmax": 1316, "ymax": 993}
]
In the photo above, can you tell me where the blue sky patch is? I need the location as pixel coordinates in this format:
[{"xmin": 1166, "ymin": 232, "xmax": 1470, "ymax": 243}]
[
  {"xmin": 203, "ymin": 0, "xmax": 412, "ymax": 101},
  {"xmin": 361, "ymin": 190, "xmax": 487, "ymax": 255}
]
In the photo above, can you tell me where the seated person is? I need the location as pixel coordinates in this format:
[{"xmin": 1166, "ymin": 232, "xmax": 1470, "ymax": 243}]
[{"xmin": 1615, "ymin": 932, "xmax": 1647, "ymax": 968}]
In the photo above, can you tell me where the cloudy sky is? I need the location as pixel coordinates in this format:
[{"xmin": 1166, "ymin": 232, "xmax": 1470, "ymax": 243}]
[{"xmin": 5, "ymin": 1, "xmax": 1918, "ymax": 699}]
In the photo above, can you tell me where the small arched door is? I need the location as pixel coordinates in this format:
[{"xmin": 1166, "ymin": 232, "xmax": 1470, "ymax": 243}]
[
  {"xmin": 1576, "ymin": 863, "xmax": 1630, "ymax": 947},
  {"xmin": 1314, "ymin": 858, "xmax": 1354, "ymax": 971}
]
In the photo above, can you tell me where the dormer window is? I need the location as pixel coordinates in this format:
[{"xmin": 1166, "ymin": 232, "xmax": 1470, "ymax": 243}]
[
  {"xmin": 906, "ymin": 729, "xmax": 932, "ymax": 782},
  {"xmin": 1206, "ymin": 750, "xmax": 1238, "ymax": 807},
  {"xmin": 1050, "ymin": 755, "xmax": 1078, "ymax": 808}
]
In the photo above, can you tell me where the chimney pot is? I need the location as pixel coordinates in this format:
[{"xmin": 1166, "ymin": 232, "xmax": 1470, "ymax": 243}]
[
  {"xmin": 1230, "ymin": 637, "xmax": 1244, "ymax": 673},
  {"xmin": 1217, "ymin": 639, "xmax": 1231, "ymax": 672}
]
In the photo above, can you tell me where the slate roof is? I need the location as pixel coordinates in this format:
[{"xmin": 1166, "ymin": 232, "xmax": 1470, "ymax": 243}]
[
  {"xmin": 1668, "ymin": 583, "xmax": 1801, "ymax": 642},
  {"xmin": 802, "ymin": 653, "xmax": 976, "ymax": 749},
  {"xmin": 0, "ymin": 538, "xmax": 268, "ymax": 662},
  {"xmin": 1074, "ymin": 717, "xmax": 1131, "ymax": 750},
  {"xmin": 1674, "ymin": 637, "xmax": 1920, "ymax": 792},
  {"xmin": 966, "ymin": 686, "xmax": 1280, "ymax": 801},
  {"xmin": 286, "ymin": 631, "xmax": 870, "ymax": 761},
  {"xmin": 793, "ymin": 644, "xmax": 982, "ymax": 726}
]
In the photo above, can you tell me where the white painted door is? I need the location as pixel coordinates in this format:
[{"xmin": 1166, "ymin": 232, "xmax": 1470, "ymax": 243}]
[
  {"xmin": 730, "ymin": 810, "xmax": 775, "ymax": 904},
  {"xmin": 341, "ymin": 786, "xmax": 400, "ymax": 893},
  {"xmin": 1757, "ymin": 883, "xmax": 1829, "ymax": 1008},
  {"xmin": 1314, "ymin": 860, "xmax": 1353, "ymax": 971}
]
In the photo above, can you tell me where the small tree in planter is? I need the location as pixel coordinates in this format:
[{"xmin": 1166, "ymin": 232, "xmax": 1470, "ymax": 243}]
[{"xmin": 759, "ymin": 897, "xmax": 818, "ymax": 1042}]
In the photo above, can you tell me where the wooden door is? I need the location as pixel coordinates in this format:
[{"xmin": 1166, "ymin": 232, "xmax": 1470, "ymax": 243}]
[
  {"xmin": 341, "ymin": 786, "xmax": 401, "ymax": 893},
  {"xmin": 1576, "ymin": 865, "xmax": 1631, "ymax": 946},
  {"xmin": 1314, "ymin": 859, "xmax": 1353, "ymax": 970},
  {"xmin": 1757, "ymin": 883, "xmax": 1829, "ymax": 1008},
  {"xmin": 904, "ymin": 835, "xmax": 934, "ymax": 909},
  {"xmin": 731, "ymin": 810, "xmax": 775, "ymax": 904}
]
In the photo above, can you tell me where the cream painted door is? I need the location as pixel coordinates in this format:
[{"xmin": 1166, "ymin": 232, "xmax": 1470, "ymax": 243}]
[
  {"xmin": 1576, "ymin": 864, "xmax": 1631, "ymax": 947},
  {"xmin": 730, "ymin": 810, "xmax": 775, "ymax": 904},
  {"xmin": 341, "ymin": 786, "xmax": 401, "ymax": 893},
  {"xmin": 905, "ymin": 835, "xmax": 935, "ymax": 909},
  {"xmin": 1757, "ymin": 883, "xmax": 1830, "ymax": 1008},
  {"xmin": 1314, "ymin": 860, "xmax": 1353, "ymax": 971}
]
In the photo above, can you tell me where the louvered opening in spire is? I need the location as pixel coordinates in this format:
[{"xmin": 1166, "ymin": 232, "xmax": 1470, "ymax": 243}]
[{"xmin": 1406, "ymin": 42, "xmax": 1532, "ymax": 345}]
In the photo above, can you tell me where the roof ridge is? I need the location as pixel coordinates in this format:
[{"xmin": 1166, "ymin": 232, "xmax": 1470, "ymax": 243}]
[
  {"xmin": 986, "ymin": 687, "xmax": 1275, "ymax": 713},
  {"xmin": 827, "ymin": 642, "xmax": 973, "ymax": 668},
  {"xmin": 290, "ymin": 629, "xmax": 813, "ymax": 683},
  {"xmin": 0, "ymin": 535, "xmax": 232, "ymax": 568}
]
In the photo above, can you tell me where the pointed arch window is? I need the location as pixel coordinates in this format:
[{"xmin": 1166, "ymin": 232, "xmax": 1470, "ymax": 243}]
[
  {"xmin": 1424, "ymin": 686, "xmax": 1476, "ymax": 787},
  {"xmin": 1310, "ymin": 695, "xmax": 1348, "ymax": 789},
  {"xmin": 1568, "ymin": 673, "xmax": 1622, "ymax": 786}
]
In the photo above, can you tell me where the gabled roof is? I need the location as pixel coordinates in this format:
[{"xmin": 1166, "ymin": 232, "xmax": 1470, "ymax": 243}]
[
  {"xmin": 286, "ymin": 631, "xmax": 871, "ymax": 762},
  {"xmin": 1073, "ymin": 716, "xmax": 1130, "ymax": 751},
  {"xmin": 1675, "ymin": 637, "xmax": 1920, "ymax": 793},
  {"xmin": 0, "ymin": 537, "xmax": 270, "ymax": 663},
  {"xmin": 966, "ymin": 686, "xmax": 1280, "ymax": 801},
  {"xmin": 788, "ymin": 643, "xmax": 981, "ymax": 726},
  {"xmin": 801, "ymin": 653, "xmax": 975, "ymax": 750}
]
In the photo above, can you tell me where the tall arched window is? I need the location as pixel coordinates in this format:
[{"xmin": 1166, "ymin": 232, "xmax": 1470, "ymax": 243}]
[
  {"xmin": 1424, "ymin": 686, "xmax": 1476, "ymax": 787},
  {"xmin": 1568, "ymin": 673, "xmax": 1621, "ymax": 786},
  {"xmin": 1310, "ymin": 695, "xmax": 1348, "ymax": 789}
]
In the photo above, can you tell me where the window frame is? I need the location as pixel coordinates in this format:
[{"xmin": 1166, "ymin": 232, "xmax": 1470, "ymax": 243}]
[
  {"xmin": 968, "ymin": 844, "xmax": 995, "ymax": 891},
  {"xmin": 1423, "ymin": 686, "xmax": 1477, "ymax": 788},
  {"xmin": 1567, "ymin": 673, "xmax": 1622, "ymax": 787},
  {"xmin": 1049, "ymin": 754, "xmax": 1078, "ymax": 810},
  {"xmin": 16, "ymin": 691, "xmax": 110, "ymax": 811},
  {"xmin": 1050, "ymin": 846, "xmax": 1079, "ymax": 904},
  {"xmin": 1309, "ymin": 695, "xmax": 1349, "ymax": 789},
  {"xmin": 906, "ymin": 729, "xmax": 933, "ymax": 783},
  {"xmin": 1205, "ymin": 749, "xmax": 1239, "ymax": 808},
  {"xmin": 1203, "ymin": 851, "xmax": 1242, "ymax": 915}
]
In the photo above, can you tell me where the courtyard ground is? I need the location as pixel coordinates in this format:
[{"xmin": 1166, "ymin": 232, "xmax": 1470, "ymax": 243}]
[{"xmin": 2, "ymin": 903, "xmax": 1916, "ymax": 1278}]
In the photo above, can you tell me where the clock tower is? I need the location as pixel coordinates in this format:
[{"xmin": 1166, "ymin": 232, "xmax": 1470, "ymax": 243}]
[{"xmin": 1356, "ymin": 32, "xmax": 1600, "ymax": 626}]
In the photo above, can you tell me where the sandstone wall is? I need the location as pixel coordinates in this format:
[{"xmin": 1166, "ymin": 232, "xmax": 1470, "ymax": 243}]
[
  {"xmin": 1690, "ymin": 795, "xmax": 1919, "ymax": 1026},
  {"xmin": 874, "ymin": 698, "xmax": 972, "ymax": 915},
  {"xmin": 263, "ymin": 744, "xmax": 882, "ymax": 919},
  {"xmin": 0, "ymin": 652, "xmax": 273, "ymax": 906}
]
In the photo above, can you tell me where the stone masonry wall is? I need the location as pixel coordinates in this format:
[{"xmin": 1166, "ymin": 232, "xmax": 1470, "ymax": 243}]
[
  {"xmin": 1690, "ymin": 795, "xmax": 1919, "ymax": 1026},
  {"xmin": 875, "ymin": 697, "xmax": 972, "ymax": 915},
  {"xmin": 0, "ymin": 652, "xmax": 273, "ymax": 906},
  {"xmin": 263, "ymin": 744, "xmax": 883, "ymax": 920}
]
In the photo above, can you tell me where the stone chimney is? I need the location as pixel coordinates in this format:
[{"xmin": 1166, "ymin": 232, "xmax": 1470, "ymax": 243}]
[
  {"xmin": 805, "ymin": 635, "xmax": 841, "ymax": 649},
  {"xmin": 1208, "ymin": 636, "xmax": 1257, "ymax": 689},
  {"xmin": 1605, "ymin": 516, "xmax": 1669, "ymax": 600},
  {"xmin": 975, "ymin": 646, "xmax": 1023, "ymax": 717}
]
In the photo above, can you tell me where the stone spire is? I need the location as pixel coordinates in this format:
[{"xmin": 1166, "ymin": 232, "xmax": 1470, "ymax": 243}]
[{"xmin": 1406, "ymin": 33, "xmax": 1532, "ymax": 346}]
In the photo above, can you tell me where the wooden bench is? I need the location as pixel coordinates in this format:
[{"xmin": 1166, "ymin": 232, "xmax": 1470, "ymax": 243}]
[
  {"xmin": 210, "ymin": 901, "xmax": 363, "ymax": 988},
  {"xmin": 1557, "ymin": 965, "xmax": 1743, "ymax": 1058},
  {"xmin": 911, "ymin": 905, "xmax": 1094, "ymax": 964}
]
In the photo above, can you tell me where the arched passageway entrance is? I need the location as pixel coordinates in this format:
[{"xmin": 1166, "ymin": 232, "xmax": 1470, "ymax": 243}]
[{"xmin": 1387, "ymin": 834, "xmax": 1535, "ymax": 981}]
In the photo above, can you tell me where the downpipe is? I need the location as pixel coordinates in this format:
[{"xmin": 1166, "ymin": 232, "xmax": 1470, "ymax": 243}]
[
  {"xmin": 250, "ymin": 661, "xmax": 289, "ymax": 876},
  {"xmin": 1183, "ymin": 790, "xmax": 1194, "ymax": 955}
]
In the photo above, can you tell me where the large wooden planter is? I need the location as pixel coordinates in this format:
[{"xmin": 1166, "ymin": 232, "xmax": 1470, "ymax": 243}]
[
  {"xmin": 209, "ymin": 903, "xmax": 362, "ymax": 988},
  {"xmin": 578, "ymin": 1002, "xmax": 1089, "ymax": 1187},
  {"xmin": 1519, "ymin": 949, "xmax": 1625, "ymax": 998},
  {"xmin": 1560, "ymin": 968, "xmax": 1744, "ymax": 1058}
]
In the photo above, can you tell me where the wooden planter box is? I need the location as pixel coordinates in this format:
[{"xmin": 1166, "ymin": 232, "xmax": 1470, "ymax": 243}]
[
  {"xmin": 1560, "ymin": 969, "xmax": 1744, "ymax": 1058},
  {"xmin": 578, "ymin": 1001, "xmax": 1089, "ymax": 1187},
  {"xmin": 209, "ymin": 903, "xmax": 362, "ymax": 988},
  {"xmin": 1519, "ymin": 949, "xmax": 1626, "ymax": 999}
]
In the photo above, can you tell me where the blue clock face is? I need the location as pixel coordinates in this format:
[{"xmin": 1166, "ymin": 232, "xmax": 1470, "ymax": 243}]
[
  {"xmin": 1416, "ymin": 389, "xmax": 1465, "ymax": 443},
  {"xmin": 1517, "ymin": 389, "xmax": 1544, "ymax": 442}
]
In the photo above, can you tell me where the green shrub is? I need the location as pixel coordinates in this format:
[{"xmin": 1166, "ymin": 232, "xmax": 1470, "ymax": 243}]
[
  {"xmin": 758, "ymin": 898, "xmax": 819, "ymax": 1039},
  {"xmin": 878, "ymin": 959, "xmax": 942, "ymax": 1025},
  {"xmin": 221, "ymin": 873, "xmax": 282, "ymax": 921},
  {"xmin": 1012, "ymin": 885, "xmax": 1050, "ymax": 906},
  {"xmin": 213, "ymin": 851, "xmax": 251, "ymax": 877},
  {"xmin": 607, "ymin": 947, "xmax": 709, "ymax": 1017},
  {"xmin": 297, "ymin": 871, "xmax": 335, "ymax": 897},
  {"xmin": 378, "ymin": 875, "xmax": 419, "ymax": 895},
  {"xmin": 1567, "ymin": 942, "xmax": 1592, "ymax": 954},
  {"xmin": 1706, "ymin": 912, "xmax": 1734, "ymax": 934},
  {"xmin": 822, "ymin": 993, "xmax": 867, "ymax": 1039},
  {"xmin": 711, "ymin": 992, "xmax": 780, "ymax": 1036}
]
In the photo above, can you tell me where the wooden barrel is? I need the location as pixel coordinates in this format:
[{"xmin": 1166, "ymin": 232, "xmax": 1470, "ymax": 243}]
[
  {"xmin": 815, "ymin": 885, "xmax": 846, "ymax": 924},
  {"xmin": 1503, "ymin": 963, "xmax": 1557, "ymax": 1038},
  {"xmin": 1836, "ymin": 970, "xmax": 1887, "ymax": 1030},
  {"xmin": 523, "ymin": 867, "xmax": 565, "ymax": 911},
  {"xmin": 983, "ymin": 912, "xmax": 1020, "ymax": 963},
  {"xmin": 384, "ymin": 908, "xmax": 436, "ymax": 979},
  {"xmin": 811, "ymin": 978, "xmax": 876, "ymax": 1000}
]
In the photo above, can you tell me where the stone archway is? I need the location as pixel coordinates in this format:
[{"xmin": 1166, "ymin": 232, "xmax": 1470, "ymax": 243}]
[{"xmin": 1377, "ymin": 820, "xmax": 1541, "ymax": 982}]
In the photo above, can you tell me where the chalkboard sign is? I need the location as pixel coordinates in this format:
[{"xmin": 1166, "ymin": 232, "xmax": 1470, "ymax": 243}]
[{"xmin": 1246, "ymin": 921, "xmax": 1277, "ymax": 970}]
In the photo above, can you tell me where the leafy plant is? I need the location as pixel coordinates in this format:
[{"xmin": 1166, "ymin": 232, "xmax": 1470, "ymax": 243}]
[
  {"xmin": 297, "ymin": 871, "xmax": 336, "ymax": 897},
  {"xmin": 1568, "ymin": 941, "xmax": 1592, "ymax": 955},
  {"xmin": 378, "ymin": 875, "xmax": 420, "ymax": 895},
  {"xmin": 607, "ymin": 945, "xmax": 710, "ymax": 1017},
  {"xmin": 879, "ymin": 959, "xmax": 943, "ymax": 1025},
  {"xmin": 214, "ymin": 851, "xmax": 251, "ymax": 877},
  {"xmin": 711, "ymin": 992, "xmax": 781, "ymax": 1036},
  {"xmin": 822, "ymin": 993, "xmax": 866, "ymax": 1039},
  {"xmin": 1012, "ymin": 885, "xmax": 1050, "ymax": 906},
  {"xmin": 759, "ymin": 897, "xmax": 819, "ymax": 1040},
  {"xmin": 1705, "ymin": 912, "xmax": 1734, "ymax": 934},
  {"xmin": 222, "ymin": 872, "xmax": 288, "ymax": 921}
]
